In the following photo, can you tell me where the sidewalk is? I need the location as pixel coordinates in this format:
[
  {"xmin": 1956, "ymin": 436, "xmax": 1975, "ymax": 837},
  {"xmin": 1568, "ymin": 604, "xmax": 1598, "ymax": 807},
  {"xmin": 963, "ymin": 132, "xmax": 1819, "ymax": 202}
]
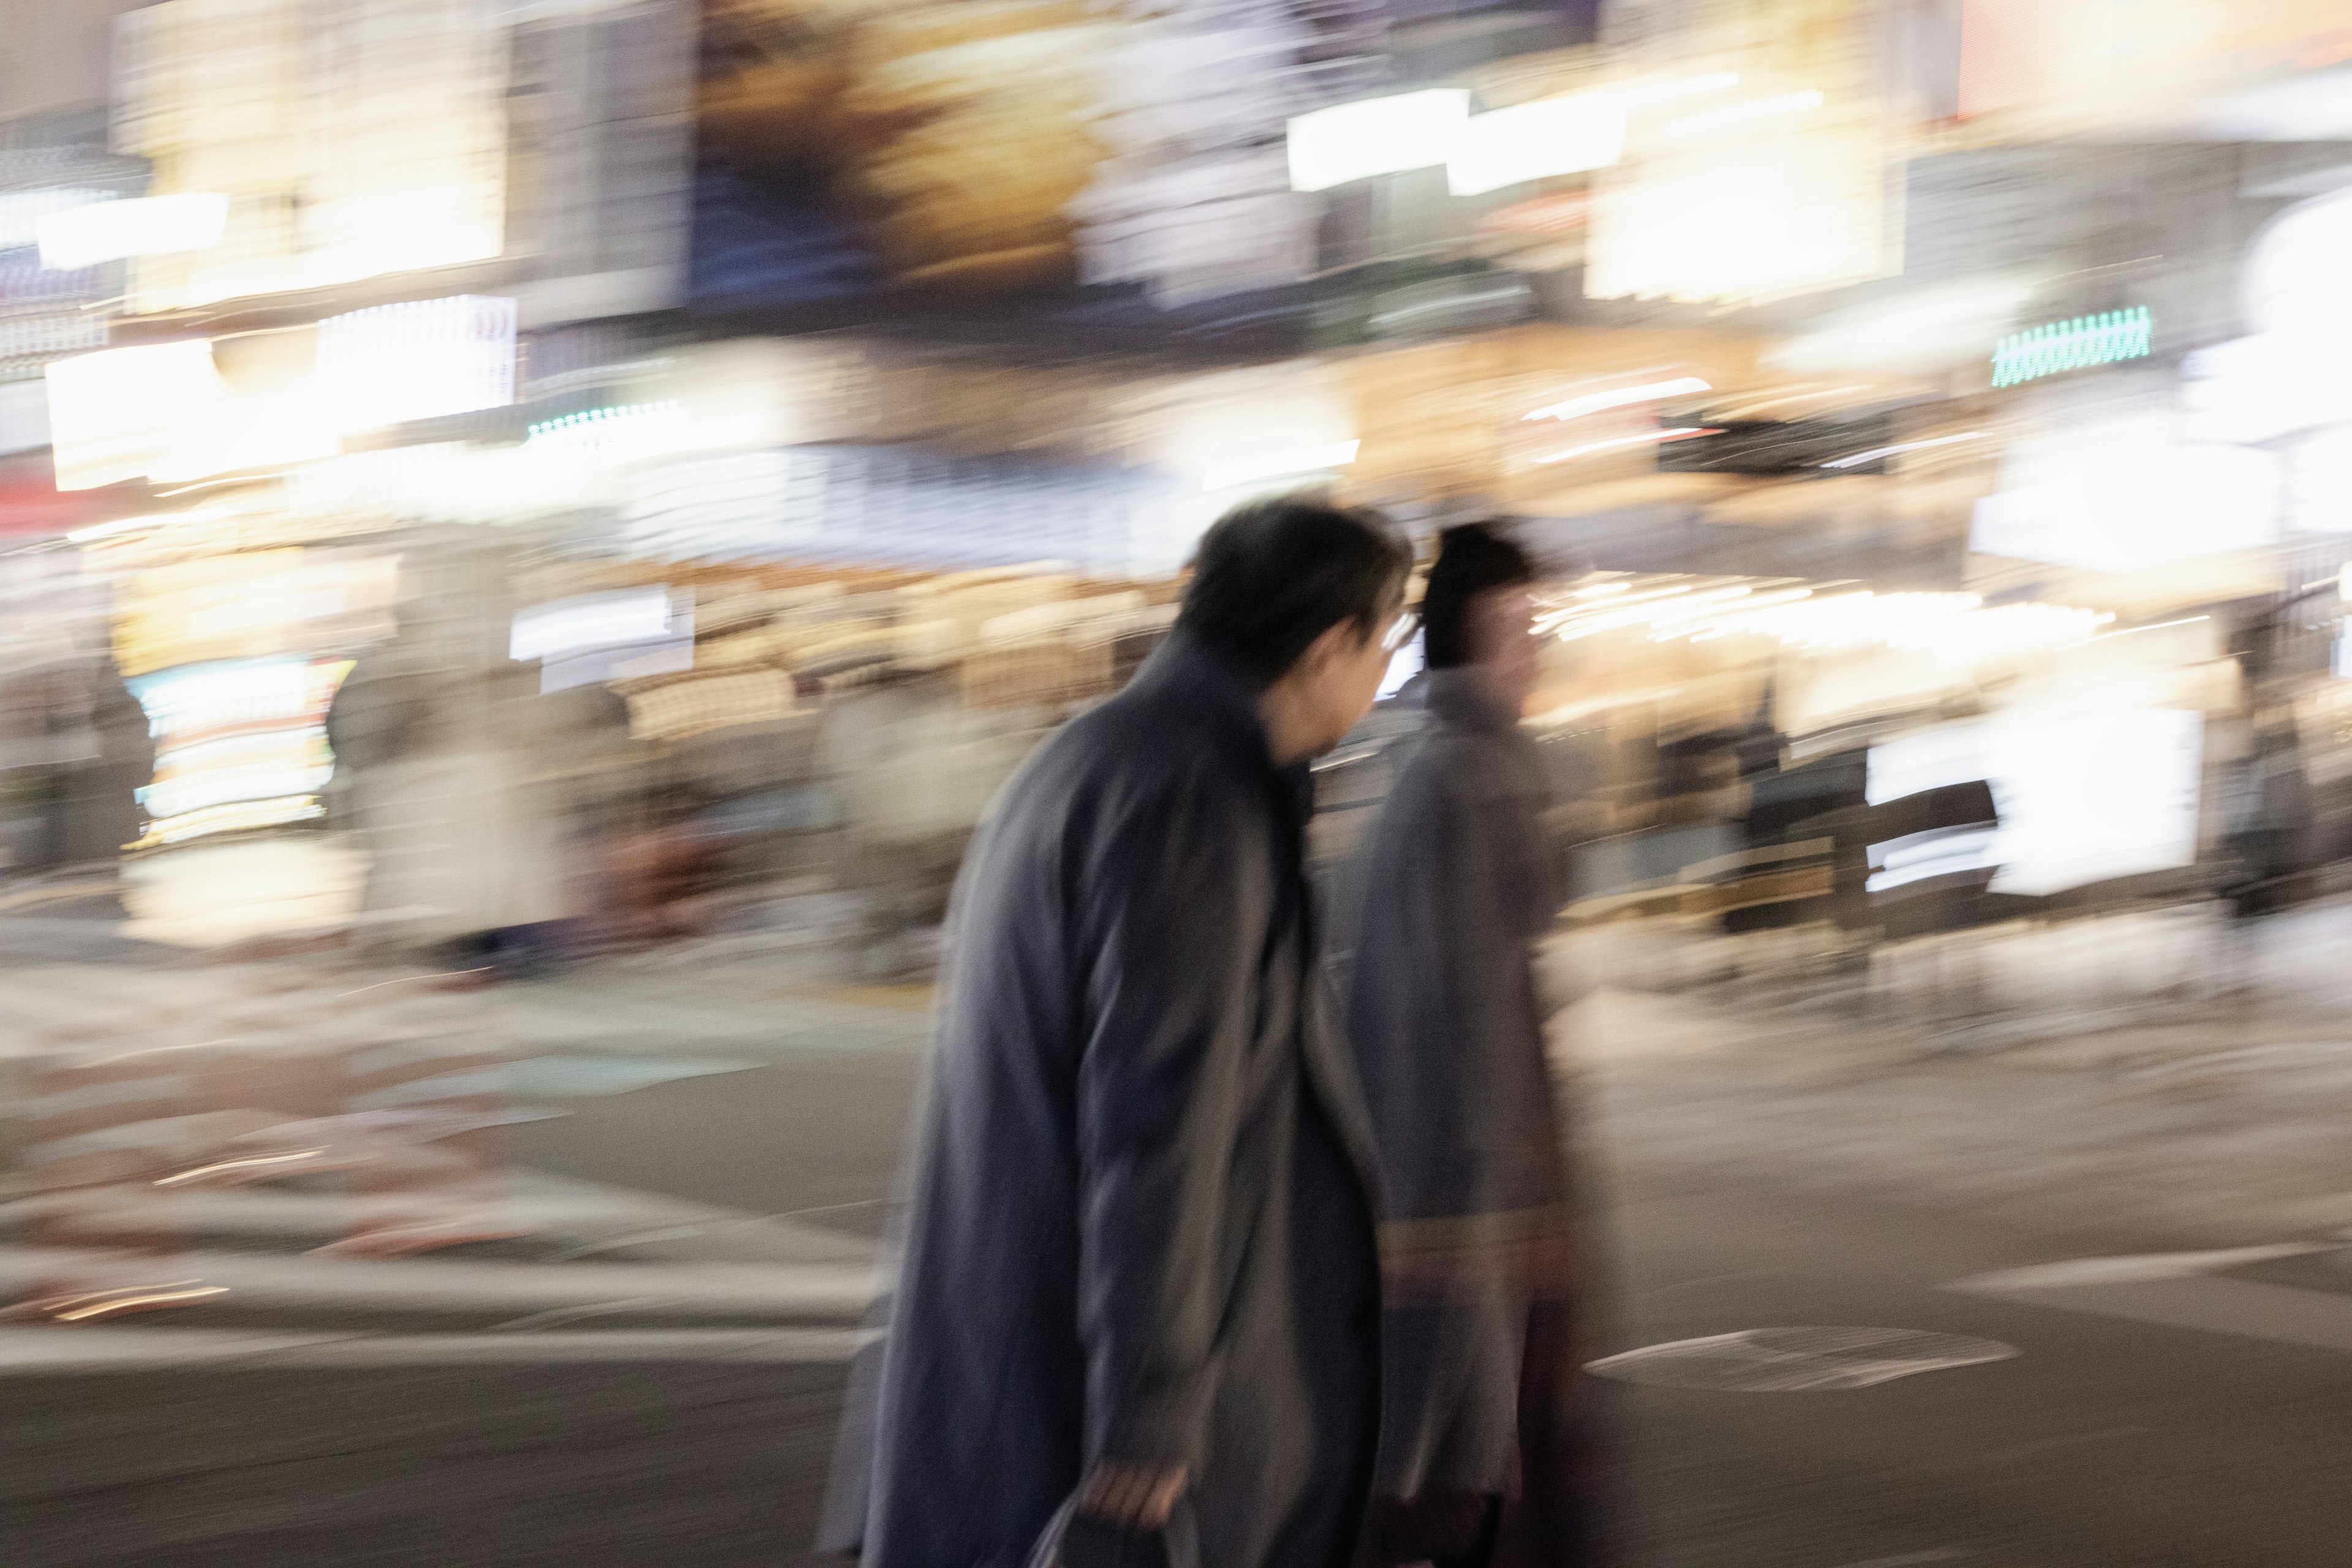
[
  {"xmin": 1569, "ymin": 892, "xmax": 2352, "ymax": 1045},
  {"xmin": 1558, "ymin": 949, "xmax": 2352, "ymax": 1252}
]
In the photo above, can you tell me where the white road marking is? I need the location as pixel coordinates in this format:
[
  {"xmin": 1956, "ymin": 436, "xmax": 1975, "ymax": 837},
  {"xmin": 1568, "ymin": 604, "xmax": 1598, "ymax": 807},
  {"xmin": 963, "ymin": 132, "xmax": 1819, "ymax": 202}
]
[
  {"xmin": 1587, "ymin": 1327, "xmax": 2017, "ymax": 1392},
  {"xmin": 1952, "ymin": 1245, "xmax": 2327, "ymax": 1292},
  {"xmin": 1953, "ymin": 1271, "xmax": 2352, "ymax": 1357},
  {"xmin": 0, "ymin": 1325, "xmax": 872, "ymax": 1372},
  {"xmin": 0, "ymin": 1245, "xmax": 878, "ymax": 1321}
]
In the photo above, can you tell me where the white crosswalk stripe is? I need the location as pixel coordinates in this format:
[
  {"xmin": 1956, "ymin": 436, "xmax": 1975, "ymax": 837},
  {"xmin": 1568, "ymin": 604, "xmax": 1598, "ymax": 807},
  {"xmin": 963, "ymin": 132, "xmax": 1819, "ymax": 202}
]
[{"xmin": 1948, "ymin": 1245, "xmax": 2352, "ymax": 1356}]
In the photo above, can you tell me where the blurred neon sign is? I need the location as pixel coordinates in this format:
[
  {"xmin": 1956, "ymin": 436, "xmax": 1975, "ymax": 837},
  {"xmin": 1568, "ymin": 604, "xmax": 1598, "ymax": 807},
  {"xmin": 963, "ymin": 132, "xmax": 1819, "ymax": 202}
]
[{"xmin": 1991, "ymin": 307, "xmax": 2152, "ymax": 387}]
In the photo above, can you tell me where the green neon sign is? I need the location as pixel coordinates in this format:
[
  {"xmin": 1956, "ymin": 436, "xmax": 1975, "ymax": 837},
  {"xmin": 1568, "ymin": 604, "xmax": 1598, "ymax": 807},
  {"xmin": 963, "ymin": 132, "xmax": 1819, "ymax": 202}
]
[{"xmin": 1991, "ymin": 307, "xmax": 2152, "ymax": 388}]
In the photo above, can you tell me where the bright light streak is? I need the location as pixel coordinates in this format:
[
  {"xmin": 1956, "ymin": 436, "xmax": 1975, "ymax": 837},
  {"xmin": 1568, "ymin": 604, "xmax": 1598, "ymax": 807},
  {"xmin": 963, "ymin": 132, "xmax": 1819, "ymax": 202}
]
[
  {"xmin": 1553, "ymin": 584, "xmax": 1698, "ymax": 638},
  {"xmin": 1770, "ymin": 282, "xmax": 2037, "ymax": 374},
  {"xmin": 1525, "ymin": 377, "xmax": 1711, "ymax": 423},
  {"xmin": 1615, "ymin": 72, "xmax": 1741, "ymax": 104},
  {"xmin": 52, "ymin": 1285, "xmax": 230, "ymax": 1322},
  {"xmin": 1447, "ymin": 94, "xmax": 1626, "ymax": 196},
  {"xmin": 1713, "ymin": 385, "xmax": 1875, "ymax": 418},
  {"xmin": 1866, "ymin": 828, "xmax": 2000, "ymax": 892},
  {"xmin": 1531, "ymin": 427, "xmax": 1714, "ymax": 465},
  {"xmin": 141, "ymin": 762, "xmax": 336, "ymax": 820},
  {"xmin": 67, "ymin": 509, "xmax": 221, "ymax": 546},
  {"xmin": 1663, "ymin": 90, "xmax": 1824, "ymax": 139},
  {"xmin": 1671, "ymin": 590, "xmax": 2109, "ymax": 658},
  {"xmin": 1200, "ymin": 439, "xmax": 1360, "ymax": 492},
  {"xmin": 1287, "ymin": 91, "xmax": 1470, "ymax": 191},
  {"xmin": 1560, "ymin": 584, "xmax": 1797, "ymax": 642},
  {"xmin": 37, "ymin": 193, "xmax": 228, "ymax": 270},
  {"xmin": 130, "ymin": 657, "xmax": 350, "ymax": 738},
  {"xmin": 2056, "ymin": 615, "xmax": 2209, "ymax": 650},
  {"xmin": 1820, "ymin": 432, "xmax": 1987, "ymax": 469},
  {"xmin": 1641, "ymin": 585, "xmax": 1755, "ymax": 625},
  {"xmin": 134, "ymin": 796, "xmax": 326, "ymax": 848},
  {"xmin": 156, "ymin": 1149, "xmax": 328, "ymax": 1188},
  {"xmin": 142, "ymin": 731, "xmax": 317, "ymax": 773}
]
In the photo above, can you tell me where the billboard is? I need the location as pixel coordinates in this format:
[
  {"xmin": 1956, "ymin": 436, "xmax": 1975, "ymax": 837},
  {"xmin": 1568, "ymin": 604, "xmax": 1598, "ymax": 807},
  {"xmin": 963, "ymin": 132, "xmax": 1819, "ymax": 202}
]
[
  {"xmin": 688, "ymin": 0, "xmax": 1588, "ymax": 323},
  {"xmin": 690, "ymin": 0, "xmax": 1369, "ymax": 317}
]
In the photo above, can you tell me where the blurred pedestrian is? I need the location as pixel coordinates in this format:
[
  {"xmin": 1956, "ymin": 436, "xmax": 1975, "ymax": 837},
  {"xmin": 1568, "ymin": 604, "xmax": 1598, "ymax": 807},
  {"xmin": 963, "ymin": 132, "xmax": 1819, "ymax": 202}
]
[
  {"xmin": 2222, "ymin": 711, "xmax": 2316, "ymax": 919},
  {"xmin": 831, "ymin": 495, "xmax": 1412, "ymax": 1568},
  {"xmin": 1346, "ymin": 524, "xmax": 1608, "ymax": 1568}
]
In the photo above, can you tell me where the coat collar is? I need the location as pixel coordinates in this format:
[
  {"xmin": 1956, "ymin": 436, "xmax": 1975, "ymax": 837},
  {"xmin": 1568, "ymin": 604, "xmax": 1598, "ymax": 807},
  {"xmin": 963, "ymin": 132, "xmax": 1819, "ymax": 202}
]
[{"xmin": 1127, "ymin": 628, "xmax": 1308, "ymax": 797}]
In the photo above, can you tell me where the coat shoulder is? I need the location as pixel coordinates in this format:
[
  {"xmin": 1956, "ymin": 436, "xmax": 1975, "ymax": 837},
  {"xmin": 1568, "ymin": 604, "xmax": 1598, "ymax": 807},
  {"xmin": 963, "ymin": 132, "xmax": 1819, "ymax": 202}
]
[
  {"xmin": 1017, "ymin": 688, "xmax": 1258, "ymax": 831},
  {"xmin": 1400, "ymin": 722, "xmax": 1547, "ymax": 810}
]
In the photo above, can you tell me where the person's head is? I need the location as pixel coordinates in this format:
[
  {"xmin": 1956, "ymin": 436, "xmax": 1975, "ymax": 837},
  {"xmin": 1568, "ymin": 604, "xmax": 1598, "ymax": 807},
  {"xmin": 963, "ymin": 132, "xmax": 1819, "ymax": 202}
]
[
  {"xmin": 1423, "ymin": 521, "xmax": 1540, "ymax": 715},
  {"xmin": 1177, "ymin": 492, "xmax": 1412, "ymax": 763}
]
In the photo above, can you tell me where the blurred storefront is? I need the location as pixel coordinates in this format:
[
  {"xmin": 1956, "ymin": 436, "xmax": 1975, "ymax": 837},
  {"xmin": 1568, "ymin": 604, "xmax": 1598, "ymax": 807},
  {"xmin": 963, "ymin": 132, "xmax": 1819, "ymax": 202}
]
[{"xmin": 2, "ymin": 0, "xmax": 2352, "ymax": 968}]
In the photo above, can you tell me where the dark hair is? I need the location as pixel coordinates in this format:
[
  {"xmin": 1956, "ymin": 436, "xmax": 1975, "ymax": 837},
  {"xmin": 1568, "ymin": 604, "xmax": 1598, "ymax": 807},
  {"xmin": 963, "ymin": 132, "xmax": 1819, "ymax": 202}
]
[
  {"xmin": 1177, "ymin": 494, "xmax": 1411, "ymax": 687},
  {"xmin": 1422, "ymin": 521, "xmax": 1534, "ymax": 669}
]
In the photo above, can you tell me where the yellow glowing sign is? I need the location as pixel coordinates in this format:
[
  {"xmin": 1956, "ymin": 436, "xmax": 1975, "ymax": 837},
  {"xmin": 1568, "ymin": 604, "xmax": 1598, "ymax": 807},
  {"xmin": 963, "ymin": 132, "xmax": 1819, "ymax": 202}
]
[
  {"xmin": 112, "ymin": 0, "xmax": 506, "ymax": 314},
  {"xmin": 1585, "ymin": 112, "xmax": 1896, "ymax": 306},
  {"xmin": 113, "ymin": 552, "xmax": 398, "ymax": 677}
]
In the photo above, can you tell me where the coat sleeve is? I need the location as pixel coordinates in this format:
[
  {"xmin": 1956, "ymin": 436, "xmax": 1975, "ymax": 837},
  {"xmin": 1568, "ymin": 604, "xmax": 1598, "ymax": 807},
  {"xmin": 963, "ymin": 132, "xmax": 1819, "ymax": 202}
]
[{"xmin": 1072, "ymin": 769, "xmax": 1267, "ymax": 1479}]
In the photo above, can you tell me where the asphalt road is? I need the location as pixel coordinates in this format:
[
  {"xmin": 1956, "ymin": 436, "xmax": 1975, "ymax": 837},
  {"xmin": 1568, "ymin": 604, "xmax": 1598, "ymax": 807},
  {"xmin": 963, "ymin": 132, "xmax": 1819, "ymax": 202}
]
[{"xmin": 12, "ymin": 995, "xmax": 2352, "ymax": 1566}]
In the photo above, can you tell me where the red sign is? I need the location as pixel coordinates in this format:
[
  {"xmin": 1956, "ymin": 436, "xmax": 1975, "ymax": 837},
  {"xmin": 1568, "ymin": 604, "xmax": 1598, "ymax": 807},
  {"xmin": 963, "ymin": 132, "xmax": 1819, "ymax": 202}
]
[{"xmin": 0, "ymin": 457, "xmax": 133, "ymax": 539}]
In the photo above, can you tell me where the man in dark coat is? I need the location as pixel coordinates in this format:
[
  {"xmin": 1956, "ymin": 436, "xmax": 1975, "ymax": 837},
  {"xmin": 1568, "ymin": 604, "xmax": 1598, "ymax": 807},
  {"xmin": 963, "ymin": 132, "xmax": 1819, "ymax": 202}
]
[
  {"xmin": 842, "ymin": 496, "xmax": 1413, "ymax": 1568},
  {"xmin": 1347, "ymin": 524, "xmax": 1604, "ymax": 1568}
]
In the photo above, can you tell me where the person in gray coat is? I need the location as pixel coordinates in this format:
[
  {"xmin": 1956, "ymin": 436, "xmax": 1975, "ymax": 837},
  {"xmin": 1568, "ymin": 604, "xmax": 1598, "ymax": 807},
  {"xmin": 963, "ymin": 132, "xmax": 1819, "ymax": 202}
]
[
  {"xmin": 837, "ymin": 496, "xmax": 1414, "ymax": 1568},
  {"xmin": 1347, "ymin": 524, "xmax": 1605, "ymax": 1568}
]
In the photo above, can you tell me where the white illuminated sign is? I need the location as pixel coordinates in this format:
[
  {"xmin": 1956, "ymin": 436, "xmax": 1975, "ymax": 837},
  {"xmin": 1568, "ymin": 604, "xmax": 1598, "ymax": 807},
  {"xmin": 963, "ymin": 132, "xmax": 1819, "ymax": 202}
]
[
  {"xmin": 511, "ymin": 586, "xmax": 695, "ymax": 693},
  {"xmin": 2290, "ymin": 428, "xmax": 2352, "ymax": 533},
  {"xmin": 2184, "ymin": 188, "xmax": 2352, "ymax": 446},
  {"xmin": 2245, "ymin": 186, "xmax": 2352, "ymax": 345},
  {"xmin": 1866, "ymin": 707, "xmax": 2204, "ymax": 897},
  {"xmin": 1289, "ymin": 74, "xmax": 1743, "ymax": 198},
  {"xmin": 0, "ymin": 189, "xmax": 113, "ymax": 251},
  {"xmin": 315, "ymin": 295, "xmax": 516, "ymax": 433},
  {"xmin": 113, "ymin": 0, "xmax": 508, "ymax": 312},
  {"xmin": 1447, "ymin": 94, "xmax": 1627, "ymax": 197},
  {"xmin": 1970, "ymin": 411, "xmax": 2282, "ymax": 572},
  {"xmin": 45, "ymin": 341, "xmax": 221, "ymax": 491},
  {"xmin": 45, "ymin": 337, "xmax": 340, "ymax": 490},
  {"xmin": 1199, "ymin": 439, "xmax": 1360, "ymax": 493},
  {"xmin": 510, "ymin": 587, "xmax": 682, "ymax": 663},
  {"xmin": 1287, "ymin": 91, "xmax": 1470, "ymax": 192},
  {"xmin": 1586, "ymin": 105, "xmax": 1894, "ymax": 306},
  {"xmin": 36, "ymin": 193, "xmax": 228, "ymax": 271}
]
